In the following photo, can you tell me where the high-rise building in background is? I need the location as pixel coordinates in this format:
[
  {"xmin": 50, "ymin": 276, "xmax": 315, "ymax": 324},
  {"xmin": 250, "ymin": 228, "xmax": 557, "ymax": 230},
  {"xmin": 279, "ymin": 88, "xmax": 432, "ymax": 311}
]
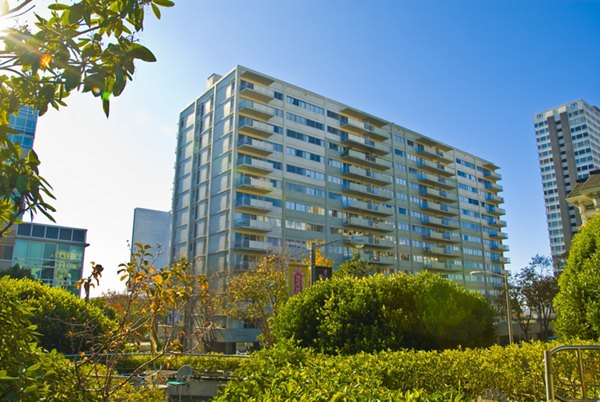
[
  {"xmin": 7, "ymin": 105, "xmax": 37, "ymax": 153},
  {"xmin": 534, "ymin": 100, "xmax": 600, "ymax": 271},
  {"xmin": 131, "ymin": 207, "xmax": 171, "ymax": 269},
  {"xmin": 0, "ymin": 106, "xmax": 89, "ymax": 295},
  {"xmin": 171, "ymin": 66, "xmax": 508, "ymax": 301}
]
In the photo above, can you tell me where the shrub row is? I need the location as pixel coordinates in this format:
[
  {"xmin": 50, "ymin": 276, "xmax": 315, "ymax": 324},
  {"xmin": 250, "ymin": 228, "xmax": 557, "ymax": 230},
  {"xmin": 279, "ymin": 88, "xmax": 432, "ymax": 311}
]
[{"xmin": 217, "ymin": 340, "xmax": 600, "ymax": 401}]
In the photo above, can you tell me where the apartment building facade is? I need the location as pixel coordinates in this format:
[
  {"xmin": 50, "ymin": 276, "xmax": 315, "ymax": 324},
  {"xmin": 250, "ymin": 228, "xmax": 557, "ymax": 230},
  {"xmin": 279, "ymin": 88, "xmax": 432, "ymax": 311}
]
[
  {"xmin": 534, "ymin": 100, "xmax": 600, "ymax": 269},
  {"xmin": 171, "ymin": 66, "xmax": 508, "ymax": 300}
]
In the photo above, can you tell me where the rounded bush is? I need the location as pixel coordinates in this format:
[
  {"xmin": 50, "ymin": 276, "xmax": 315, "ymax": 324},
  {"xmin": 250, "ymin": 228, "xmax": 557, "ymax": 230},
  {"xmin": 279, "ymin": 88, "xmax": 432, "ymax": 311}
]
[
  {"xmin": 0, "ymin": 277, "xmax": 115, "ymax": 354},
  {"xmin": 272, "ymin": 272, "xmax": 495, "ymax": 354}
]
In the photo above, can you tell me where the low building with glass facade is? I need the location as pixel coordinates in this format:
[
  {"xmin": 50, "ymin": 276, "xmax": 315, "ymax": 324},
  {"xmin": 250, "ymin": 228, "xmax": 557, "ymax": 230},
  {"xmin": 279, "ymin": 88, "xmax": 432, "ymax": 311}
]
[{"xmin": 8, "ymin": 223, "xmax": 88, "ymax": 295}]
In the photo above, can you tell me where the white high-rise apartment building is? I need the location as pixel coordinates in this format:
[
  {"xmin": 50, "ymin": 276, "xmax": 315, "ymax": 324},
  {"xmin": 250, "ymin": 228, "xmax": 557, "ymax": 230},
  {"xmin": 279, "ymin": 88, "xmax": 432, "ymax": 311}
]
[
  {"xmin": 171, "ymin": 66, "xmax": 508, "ymax": 298},
  {"xmin": 534, "ymin": 100, "xmax": 600, "ymax": 267}
]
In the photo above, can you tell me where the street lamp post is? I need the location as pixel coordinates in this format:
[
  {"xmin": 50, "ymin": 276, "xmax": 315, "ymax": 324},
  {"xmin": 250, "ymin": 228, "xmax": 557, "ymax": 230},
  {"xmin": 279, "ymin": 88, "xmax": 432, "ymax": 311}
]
[{"xmin": 470, "ymin": 270, "xmax": 513, "ymax": 345}]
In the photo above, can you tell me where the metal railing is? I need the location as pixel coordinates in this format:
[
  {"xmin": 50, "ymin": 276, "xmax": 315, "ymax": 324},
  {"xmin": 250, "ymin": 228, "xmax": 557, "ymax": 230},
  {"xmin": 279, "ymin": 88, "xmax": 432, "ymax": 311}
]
[{"xmin": 545, "ymin": 345, "xmax": 600, "ymax": 401}]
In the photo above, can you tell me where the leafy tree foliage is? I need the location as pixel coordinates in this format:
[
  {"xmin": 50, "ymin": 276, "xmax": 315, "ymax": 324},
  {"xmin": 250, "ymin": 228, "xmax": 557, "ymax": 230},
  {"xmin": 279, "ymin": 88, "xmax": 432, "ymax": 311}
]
[
  {"xmin": 0, "ymin": 263, "xmax": 33, "ymax": 279},
  {"xmin": 0, "ymin": 276, "xmax": 115, "ymax": 354},
  {"xmin": 0, "ymin": 279, "xmax": 76, "ymax": 400},
  {"xmin": 225, "ymin": 255, "xmax": 289, "ymax": 346},
  {"xmin": 509, "ymin": 255, "xmax": 558, "ymax": 341},
  {"xmin": 334, "ymin": 253, "xmax": 372, "ymax": 278},
  {"xmin": 555, "ymin": 215, "xmax": 600, "ymax": 339},
  {"xmin": 272, "ymin": 272, "xmax": 495, "ymax": 354},
  {"xmin": 0, "ymin": 0, "xmax": 173, "ymax": 235}
]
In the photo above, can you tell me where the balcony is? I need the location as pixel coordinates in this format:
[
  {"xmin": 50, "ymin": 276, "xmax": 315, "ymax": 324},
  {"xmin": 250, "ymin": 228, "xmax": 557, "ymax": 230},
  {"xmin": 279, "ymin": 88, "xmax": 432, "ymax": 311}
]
[
  {"xmin": 420, "ymin": 201, "xmax": 458, "ymax": 217},
  {"xmin": 416, "ymin": 159, "xmax": 455, "ymax": 177},
  {"xmin": 421, "ymin": 231, "xmax": 459, "ymax": 244},
  {"xmin": 239, "ymin": 81, "xmax": 275, "ymax": 103},
  {"xmin": 342, "ymin": 165, "xmax": 391, "ymax": 186},
  {"xmin": 485, "ymin": 193, "xmax": 503, "ymax": 204},
  {"xmin": 484, "ymin": 170, "xmax": 501, "ymax": 182},
  {"xmin": 340, "ymin": 118, "xmax": 388, "ymax": 141},
  {"xmin": 342, "ymin": 182, "xmax": 392, "ymax": 201},
  {"xmin": 236, "ymin": 175, "xmax": 273, "ymax": 194},
  {"xmin": 424, "ymin": 246, "xmax": 461, "ymax": 258},
  {"xmin": 234, "ymin": 239, "xmax": 269, "ymax": 252},
  {"xmin": 238, "ymin": 118, "xmax": 278, "ymax": 139},
  {"xmin": 423, "ymin": 261, "xmax": 454, "ymax": 272},
  {"xmin": 340, "ymin": 132, "xmax": 388, "ymax": 156},
  {"xmin": 418, "ymin": 187, "xmax": 458, "ymax": 203},
  {"xmin": 239, "ymin": 100, "xmax": 274, "ymax": 121},
  {"xmin": 416, "ymin": 144, "xmax": 453, "ymax": 163},
  {"xmin": 344, "ymin": 217, "xmax": 394, "ymax": 233},
  {"xmin": 235, "ymin": 218, "xmax": 273, "ymax": 233},
  {"xmin": 341, "ymin": 149, "xmax": 391, "ymax": 171},
  {"xmin": 416, "ymin": 172, "xmax": 456, "ymax": 190},
  {"xmin": 339, "ymin": 107, "xmax": 388, "ymax": 128},
  {"xmin": 342, "ymin": 198, "xmax": 393, "ymax": 217},
  {"xmin": 238, "ymin": 136, "xmax": 274, "ymax": 157},
  {"xmin": 240, "ymin": 70, "xmax": 275, "ymax": 86},
  {"xmin": 488, "ymin": 218, "xmax": 507, "ymax": 228},
  {"xmin": 235, "ymin": 197, "xmax": 272, "ymax": 214},
  {"xmin": 490, "ymin": 243, "xmax": 509, "ymax": 252},
  {"xmin": 237, "ymin": 155, "xmax": 273, "ymax": 175},
  {"xmin": 420, "ymin": 215, "xmax": 458, "ymax": 229},
  {"xmin": 484, "ymin": 181, "xmax": 503, "ymax": 194},
  {"xmin": 485, "ymin": 230, "xmax": 507, "ymax": 240},
  {"xmin": 485, "ymin": 206, "xmax": 506, "ymax": 216},
  {"xmin": 362, "ymin": 236, "xmax": 395, "ymax": 250},
  {"xmin": 362, "ymin": 254, "xmax": 396, "ymax": 266}
]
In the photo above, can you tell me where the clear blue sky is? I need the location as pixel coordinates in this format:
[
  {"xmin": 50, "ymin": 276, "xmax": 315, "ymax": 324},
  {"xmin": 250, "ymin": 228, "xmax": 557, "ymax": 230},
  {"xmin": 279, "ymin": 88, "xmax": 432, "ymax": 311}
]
[{"xmin": 30, "ymin": 0, "xmax": 600, "ymax": 294}]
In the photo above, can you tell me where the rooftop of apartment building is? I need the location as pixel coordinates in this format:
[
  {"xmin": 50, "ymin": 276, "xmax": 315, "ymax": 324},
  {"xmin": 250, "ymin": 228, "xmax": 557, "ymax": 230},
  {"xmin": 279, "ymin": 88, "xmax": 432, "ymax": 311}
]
[{"xmin": 199, "ymin": 65, "xmax": 501, "ymax": 168}]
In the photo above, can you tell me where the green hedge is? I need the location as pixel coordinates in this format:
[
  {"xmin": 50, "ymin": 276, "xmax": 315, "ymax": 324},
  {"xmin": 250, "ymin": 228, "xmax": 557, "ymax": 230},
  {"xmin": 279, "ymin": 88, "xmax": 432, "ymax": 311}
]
[
  {"xmin": 0, "ymin": 277, "xmax": 115, "ymax": 354},
  {"xmin": 216, "ymin": 340, "xmax": 600, "ymax": 401}
]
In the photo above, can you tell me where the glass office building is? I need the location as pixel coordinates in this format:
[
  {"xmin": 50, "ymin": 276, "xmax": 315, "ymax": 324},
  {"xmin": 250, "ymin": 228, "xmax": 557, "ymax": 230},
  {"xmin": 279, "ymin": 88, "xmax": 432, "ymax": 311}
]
[{"xmin": 11, "ymin": 223, "xmax": 88, "ymax": 295}]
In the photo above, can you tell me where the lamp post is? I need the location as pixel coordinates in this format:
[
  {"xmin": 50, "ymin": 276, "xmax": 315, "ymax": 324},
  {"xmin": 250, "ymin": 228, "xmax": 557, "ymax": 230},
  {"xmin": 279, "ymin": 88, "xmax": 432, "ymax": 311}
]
[{"xmin": 470, "ymin": 270, "xmax": 513, "ymax": 345}]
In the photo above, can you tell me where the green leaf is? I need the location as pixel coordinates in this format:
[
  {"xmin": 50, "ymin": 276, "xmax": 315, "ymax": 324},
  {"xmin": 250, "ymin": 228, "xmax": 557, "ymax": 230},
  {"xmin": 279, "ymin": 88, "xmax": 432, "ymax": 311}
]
[
  {"xmin": 128, "ymin": 44, "xmax": 157, "ymax": 62},
  {"xmin": 68, "ymin": 2, "xmax": 84, "ymax": 24},
  {"xmin": 151, "ymin": 3, "xmax": 161, "ymax": 19},
  {"xmin": 47, "ymin": 3, "xmax": 70, "ymax": 10},
  {"xmin": 102, "ymin": 98, "xmax": 110, "ymax": 117},
  {"xmin": 64, "ymin": 66, "xmax": 81, "ymax": 92},
  {"xmin": 154, "ymin": 0, "xmax": 175, "ymax": 7}
]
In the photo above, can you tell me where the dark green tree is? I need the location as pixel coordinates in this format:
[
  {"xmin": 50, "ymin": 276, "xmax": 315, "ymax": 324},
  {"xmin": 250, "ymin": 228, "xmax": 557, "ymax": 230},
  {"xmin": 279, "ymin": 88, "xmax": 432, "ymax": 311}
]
[
  {"xmin": 0, "ymin": 276, "xmax": 115, "ymax": 354},
  {"xmin": 272, "ymin": 272, "xmax": 495, "ymax": 354},
  {"xmin": 0, "ymin": 263, "xmax": 34, "ymax": 279},
  {"xmin": 0, "ymin": 280, "xmax": 77, "ymax": 400},
  {"xmin": 510, "ymin": 255, "xmax": 557, "ymax": 341},
  {"xmin": 334, "ymin": 253, "xmax": 372, "ymax": 278},
  {"xmin": 554, "ymin": 215, "xmax": 600, "ymax": 339}
]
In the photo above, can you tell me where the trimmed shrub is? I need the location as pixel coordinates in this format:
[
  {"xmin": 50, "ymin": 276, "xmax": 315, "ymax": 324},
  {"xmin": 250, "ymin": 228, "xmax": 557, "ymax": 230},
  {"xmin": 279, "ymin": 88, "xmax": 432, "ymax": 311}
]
[
  {"xmin": 217, "ymin": 340, "xmax": 600, "ymax": 401},
  {"xmin": 272, "ymin": 272, "xmax": 495, "ymax": 354},
  {"xmin": 0, "ymin": 277, "xmax": 115, "ymax": 354}
]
